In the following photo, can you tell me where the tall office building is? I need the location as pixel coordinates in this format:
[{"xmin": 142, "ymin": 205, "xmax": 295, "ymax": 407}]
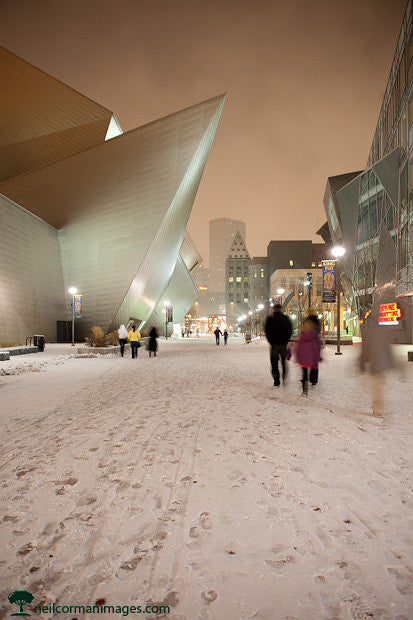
[{"xmin": 209, "ymin": 217, "xmax": 246, "ymax": 292}]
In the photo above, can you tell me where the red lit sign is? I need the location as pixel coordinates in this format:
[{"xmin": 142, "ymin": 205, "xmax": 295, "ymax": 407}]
[
  {"xmin": 198, "ymin": 286, "xmax": 208, "ymax": 291},
  {"xmin": 378, "ymin": 303, "xmax": 401, "ymax": 325}
]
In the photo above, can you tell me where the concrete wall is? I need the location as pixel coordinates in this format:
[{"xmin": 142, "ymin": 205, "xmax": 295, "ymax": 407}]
[{"xmin": 0, "ymin": 194, "xmax": 65, "ymax": 343}]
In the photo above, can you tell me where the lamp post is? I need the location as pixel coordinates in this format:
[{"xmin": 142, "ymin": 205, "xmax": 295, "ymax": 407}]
[
  {"xmin": 305, "ymin": 272, "xmax": 312, "ymax": 311},
  {"xmin": 163, "ymin": 300, "xmax": 170, "ymax": 340},
  {"xmin": 69, "ymin": 287, "xmax": 77, "ymax": 346},
  {"xmin": 256, "ymin": 303, "xmax": 264, "ymax": 336},
  {"xmin": 276, "ymin": 288, "xmax": 285, "ymax": 308},
  {"xmin": 331, "ymin": 246, "xmax": 345, "ymax": 355}
]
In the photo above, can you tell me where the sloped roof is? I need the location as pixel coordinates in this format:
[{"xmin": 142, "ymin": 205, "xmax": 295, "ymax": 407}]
[
  {"xmin": 227, "ymin": 230, "xmax": 250, "ymax": 259},
  {"xmin": 328, "ymin": 171, "xmax": 363, "ymax": 198},
  {"xmin": 0, "ymin": 46, "xmax": 113, "ymax": 182}
]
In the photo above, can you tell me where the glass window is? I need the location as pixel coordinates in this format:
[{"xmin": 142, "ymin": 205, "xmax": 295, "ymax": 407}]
[
  {"xmin": 362, "ymin": 202, "xmax": 370, "ymax": 241},
  {"xmin": 400, "ymin": 50, "xmax": 406, "ymax": 94},
  {"xmin": 401, "ymin": 164, "xmax": 408, "ymax": 207},
  {"xmin": 377, "ymin": 191, "xmax": 384, "ymax": 222},
  {"xmin": 261, "ymin": 269, "xmax": 264, "ymax": 277},
  {"xmin": 357, "ymin": 207, "xmax": 363, "ymax": 245},
  {"xmin": 360, "ymin": 173, "xmax": 368, "ymax": 195},
  {"xmin": 236, "ymin": 277, "xmax": 241, "ymax": 282},
  {"xmin": 312, "ymin": 261, "xmax": 315, "ymax": 267},
  {"xmin": 229, "ymin": 276, "xmax": 233, "ymax": 282},
  {"xmin": 368, "ymin": 172, "xmax": 377, "ymax": 191},
  {"xmin": 370, "ymin": 196, "xmax": 378, "ymax": 237},
  {"xmin": 289, "ymin": 260, "xmax": 294, "ymax": 267},
  {"xmin": 327, "ymin": 194, "xmax": 339, "ymax": 233},
  {"xmin": 386, "ymin": 207, "xmax": 395, "ymax": 231},
  {"xmin": 244, "ymin": 297, "xmax": 249, "ymax": 303}
]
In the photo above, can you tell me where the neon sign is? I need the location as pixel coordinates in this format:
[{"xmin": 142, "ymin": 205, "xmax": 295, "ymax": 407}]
[
  {"xmin": 378, "ymin": 303, "xmax": 401, "ymax": 325},
  {"xmin": 198, "ymin": 286, "xmax": 208, "ymax": 291}
]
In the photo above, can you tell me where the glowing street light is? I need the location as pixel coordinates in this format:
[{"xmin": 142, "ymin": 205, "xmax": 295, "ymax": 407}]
[
  {"xmin": 68, "ymin": 287, "xmax": 78, "ymax": 346},
  {"xmin": 331, "ymin": 246, "xmax": 346, "ymax": 355}
]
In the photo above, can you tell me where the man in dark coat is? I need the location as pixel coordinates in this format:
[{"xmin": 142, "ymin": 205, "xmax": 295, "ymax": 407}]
[
  {"xmin": 214, "ymin": 327, "xmax": 223, "ymax": 345},
  {"xmin": 264, "ymin": 304, "xmax": 293, "ymax": 386}
]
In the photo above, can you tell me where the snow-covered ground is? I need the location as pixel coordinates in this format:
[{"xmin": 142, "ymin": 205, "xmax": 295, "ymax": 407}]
[{"xmin": 0, "ymin": 337, "xmax": 412, "ymax": 620}]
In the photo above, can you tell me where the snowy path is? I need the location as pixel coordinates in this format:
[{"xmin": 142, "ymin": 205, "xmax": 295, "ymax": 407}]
[{"xmin": 0, "ymin": 337, "xmax": 412, "ymax": 620}]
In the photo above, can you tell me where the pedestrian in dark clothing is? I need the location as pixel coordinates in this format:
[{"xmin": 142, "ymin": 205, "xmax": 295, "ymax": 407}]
[
  {"xmin": 148, "ymin": 327, "xmax": 158, "ymax": 357},
  {"xmin": 295, "ymin": 317, "xmax": 322, "ymax": 396},
  {"xmin": 264, "ymin": 304, "xmax": 293, "ymax": 386},
  {"xmin": 223, "ymin": 330, "xmax": 228, "ymax": 345},
  {"xmin": 306, "ymin": 309, "xmax": 322, "ymax": 334},
  {"xmin": 214, "ymin": 327, "xmax": 223, "ymax": 345}
]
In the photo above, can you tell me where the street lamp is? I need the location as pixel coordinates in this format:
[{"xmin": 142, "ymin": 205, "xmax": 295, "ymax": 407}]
[
  {"xmin": 163, "ymin": 300, "xmax": 170, "ymax": 340},
  {"xmin": 276, "ymin": 288, "xmax": 285, "ymax": 308},
  {"xmin": 331, "ymin": 246, "xmax": 346, "ymax": 355},
  {"xmin": 304, "ymin": 272, "xmax": 312, "ymax": 310},
  {"xmin": 256, "ymin": 303, "xmax": 264, "ymax": 336},
  {"xmin": 68, "ymin": 287, "xmax": 77, "ymax": 346}
]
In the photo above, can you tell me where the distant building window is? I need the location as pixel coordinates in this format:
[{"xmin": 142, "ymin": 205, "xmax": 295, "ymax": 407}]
[
  {"xmin": 229, "ymin": 277, "xmax": 233, "ymax": 282},
  {"xmin": 244, "ymin": 297, "xmax": 249, "ymax": 303},
  {"xmin": 236, "ymin": 277, "xmax": 242, "ymax": 282},
  {"xmin": 261, "ymin": 269, "xmax": 264, "ymax": 277},
  {"xmin": 312, "ymin": 262, "xmax": 315, "ymax": 267},
  {"xmin": 318, "ymin": 262, "xmax": 322, "ymax": 267},
  {"xmin": 289, "ymin": 260, "xmax": 294, "ymax": 266}
]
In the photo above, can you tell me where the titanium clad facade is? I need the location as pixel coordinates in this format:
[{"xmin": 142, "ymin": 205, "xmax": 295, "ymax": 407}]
[
  {"xmin": 0, "ymin": 46, "xmax": 112, "ymax": 182},
  {"xmin": 0, "ymin": 194, "xmax": 65, "ymax": 342},
  {"xmin": 147, "ymin": 254, "xmax": 200, "ymax": 336},
  {"xmin": 0, "ymin": 46, "xmax": 225, "ymax": 343},
  {"xmin": 180, "ymin": 232, "xmax": 202, "ymax": 273}
]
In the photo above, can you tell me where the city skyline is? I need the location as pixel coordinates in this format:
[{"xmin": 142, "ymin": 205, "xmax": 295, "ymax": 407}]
[{"xmin": 0, "ymin": 0, "xmax": 406, "ymax": 263}]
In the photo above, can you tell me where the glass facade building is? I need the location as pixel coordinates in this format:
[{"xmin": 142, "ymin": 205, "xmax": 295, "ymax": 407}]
[{"xmin": 324, "ymin": 1, "xmax": 413, "ymax": 343}]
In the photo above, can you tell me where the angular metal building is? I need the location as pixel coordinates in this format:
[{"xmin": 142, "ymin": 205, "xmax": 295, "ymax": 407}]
[{"xmin": 0, "ymin": 46, "xmax": 225, "ymax": 343}]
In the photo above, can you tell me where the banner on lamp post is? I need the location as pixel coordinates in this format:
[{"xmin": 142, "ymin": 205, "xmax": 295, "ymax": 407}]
[
  {"xmin": 166, "ymin": 306, "xmax": 173, "ymax": 323},
  {"xmin": 322, "ymin": 260, "xmax": 336, "ymax": 303},
  {"xmin": 74, "ymin": 294, "xmax": 82, "ymax": 317}
]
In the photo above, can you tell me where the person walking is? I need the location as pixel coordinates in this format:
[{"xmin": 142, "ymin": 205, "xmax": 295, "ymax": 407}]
[
  {"xmin": 128, "ymin": 325, "xmax": 141, "ymax": 358},
  {"xmin": 306, "ymin": 308, "xmax": 321, "ymax": 334},
  {"xmin": 148, "ymin": 326, "xmax": 158, "ymax": 357},
  {"xmin": 264, "ymin": 304, "xmax": 293, "ymax": 386},
  {"xmin": 359, "ymin": 316, "xmax": 394, "ymax": 416},
  {"xmin": 214, "ymin": 327, "xmax": 223, "ymax": 345},
  {"xmin": 118, "ymin": 324, "xmax": 128, "ymax": 357},
  {"xmin": 223, "ymin": 329, "xmax": 228, "ymax": 345},
  {"xmin": 295, "ymin": 316, "xmax": 322, "ymax": 396}
]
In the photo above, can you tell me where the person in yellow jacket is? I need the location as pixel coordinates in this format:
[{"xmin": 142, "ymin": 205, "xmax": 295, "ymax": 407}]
[{"xmin": 128, "ymin": 325, "xmax": 141, "ymax": 359}]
